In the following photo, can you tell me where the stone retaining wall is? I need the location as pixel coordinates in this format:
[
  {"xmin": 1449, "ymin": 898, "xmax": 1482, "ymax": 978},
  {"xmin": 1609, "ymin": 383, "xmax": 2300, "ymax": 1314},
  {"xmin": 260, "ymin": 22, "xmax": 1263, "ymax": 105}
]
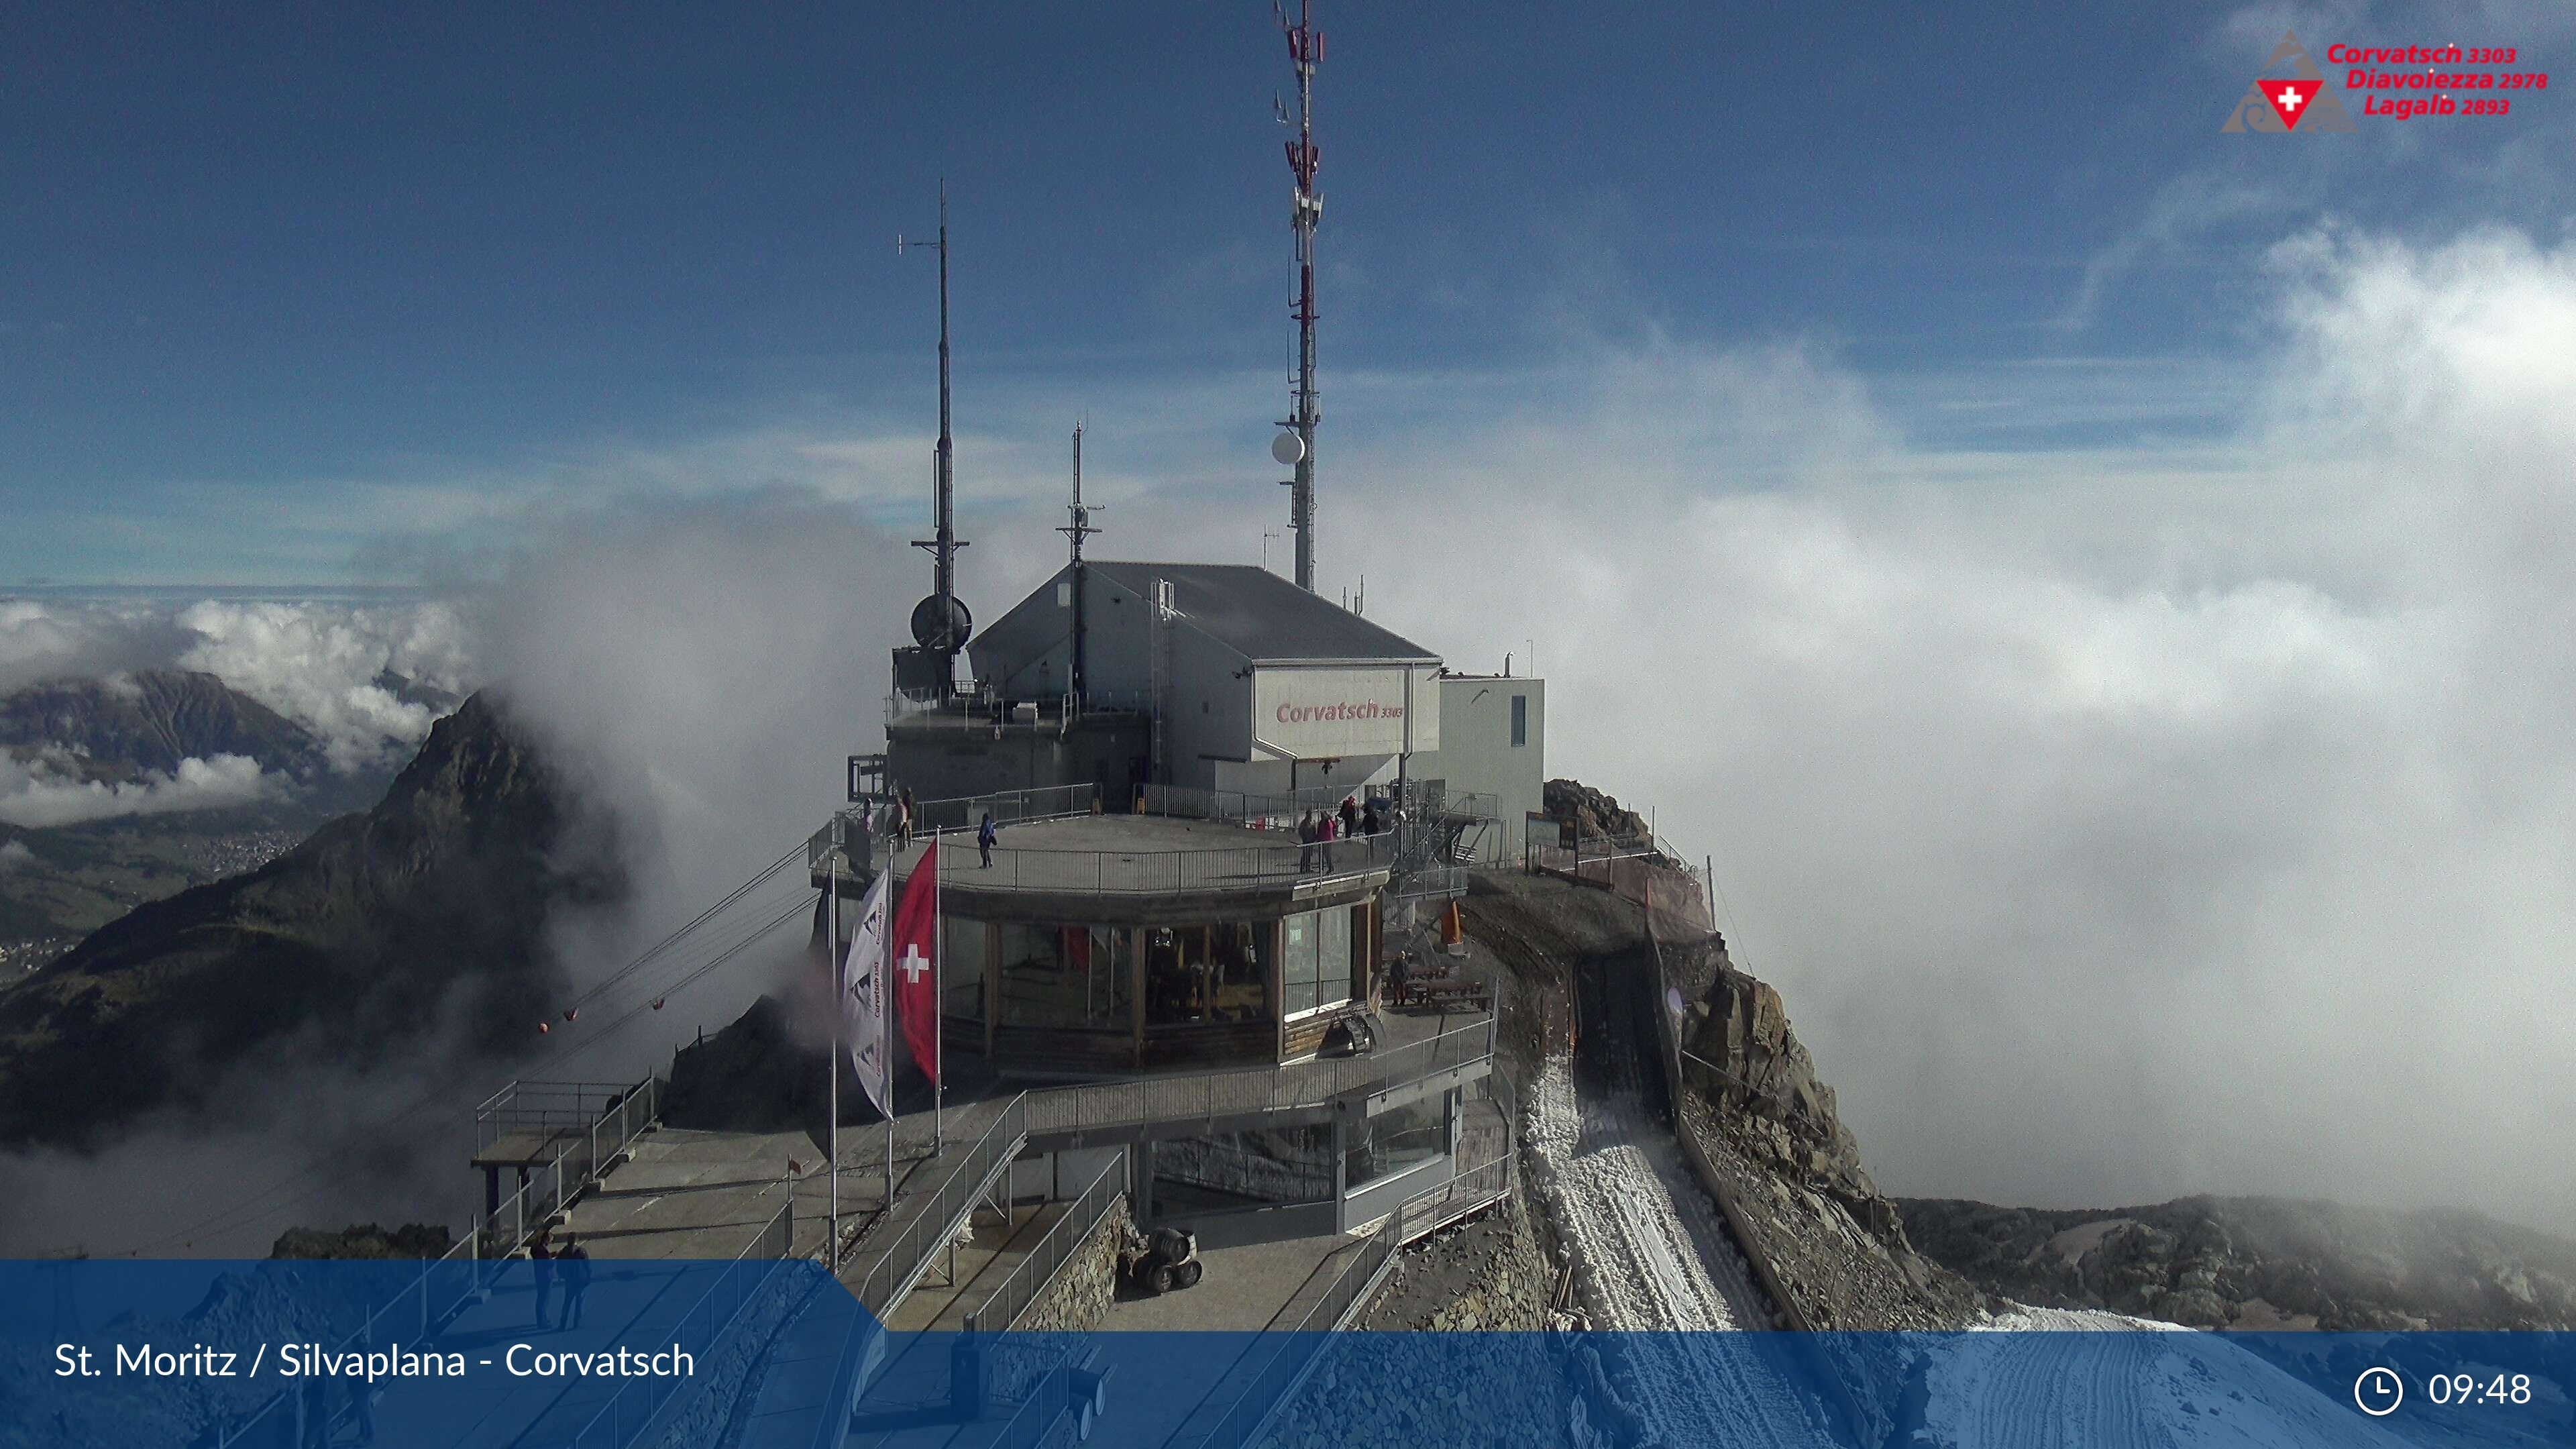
[
  {"xmin": 647, "ymin": 1260, "xmax": 824, "ymax": 1449},
  {"xmin": 1012, "ymin": 1192, "xmax": 1134, "ymax": 1336}
]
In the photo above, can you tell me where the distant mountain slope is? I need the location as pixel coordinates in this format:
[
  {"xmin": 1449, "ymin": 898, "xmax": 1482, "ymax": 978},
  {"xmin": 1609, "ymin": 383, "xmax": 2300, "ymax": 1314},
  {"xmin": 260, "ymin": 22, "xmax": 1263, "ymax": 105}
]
[
  {"xmin": 0, "ymin": 691, "xmax": 619, "ymax": 1150},
  {"xmin": 0, "ymin": 669, "xmax": 325, "ymax": 783},
  {"xmin": 1900, "ymin": 1193, "xmax": 2576, "ymax": 1330}
]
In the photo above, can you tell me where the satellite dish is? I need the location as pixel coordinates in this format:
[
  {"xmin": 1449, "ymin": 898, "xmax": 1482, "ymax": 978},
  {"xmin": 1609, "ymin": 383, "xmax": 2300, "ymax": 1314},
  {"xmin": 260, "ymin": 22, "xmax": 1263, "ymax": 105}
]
[
  {"xmin": 1271, "ymin": 431, "xmax": 1305, "ymax": 466},
  {"xmin": 910, "ymin": 594, "xmax": 974, "ymax": 651}
]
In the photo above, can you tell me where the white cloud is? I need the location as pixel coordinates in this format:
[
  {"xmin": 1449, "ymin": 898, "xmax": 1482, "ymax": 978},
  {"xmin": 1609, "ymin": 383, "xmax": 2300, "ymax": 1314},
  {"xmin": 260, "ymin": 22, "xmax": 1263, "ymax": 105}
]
[
  {"xmin": 1316, "ymin": 225, "xmax": 2576, "ymax": 1230},
  {"xmin": 173, "ymin": 599, "xmax": 474, "ymax": 772},
  {"xmin": 0, "ymin": 840, "xmax": 33, "ymax": 872},
  {"xmin": 0, "ymin": 751, "xmax": 279, "ymax": 829},
  {"xmin": 0, "ymin": 594, "xmax": 475, "ymax": 778}
]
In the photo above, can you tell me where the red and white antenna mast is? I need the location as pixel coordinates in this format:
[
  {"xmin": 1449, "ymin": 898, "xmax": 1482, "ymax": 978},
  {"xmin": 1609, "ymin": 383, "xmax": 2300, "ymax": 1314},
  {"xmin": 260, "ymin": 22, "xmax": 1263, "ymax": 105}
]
[{"xmin": 1273, "ymin": 0, "xmax": 1324, "ymax": 592}]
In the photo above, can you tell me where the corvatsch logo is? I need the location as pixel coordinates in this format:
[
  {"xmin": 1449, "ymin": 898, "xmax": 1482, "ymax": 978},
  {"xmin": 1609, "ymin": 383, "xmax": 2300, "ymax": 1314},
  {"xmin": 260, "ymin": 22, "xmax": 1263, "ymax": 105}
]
[{"xmin": 2223, "ymin": 31, "xmax": 2359, "ymax": 132}]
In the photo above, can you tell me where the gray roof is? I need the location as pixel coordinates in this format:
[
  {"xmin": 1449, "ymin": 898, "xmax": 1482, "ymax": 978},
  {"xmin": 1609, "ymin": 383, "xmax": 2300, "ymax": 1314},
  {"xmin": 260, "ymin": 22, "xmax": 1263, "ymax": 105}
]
[{"xmin": 1083, "ymin": 561, "xmax": 1439, "ymax": 665}]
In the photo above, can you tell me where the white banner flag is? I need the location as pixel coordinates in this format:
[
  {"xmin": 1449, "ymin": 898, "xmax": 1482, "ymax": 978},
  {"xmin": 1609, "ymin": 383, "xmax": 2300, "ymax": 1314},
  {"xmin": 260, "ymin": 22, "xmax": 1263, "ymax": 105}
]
[{"xmin": 841, "ymin": 868, "xmax": 894, "ymax": 1119}]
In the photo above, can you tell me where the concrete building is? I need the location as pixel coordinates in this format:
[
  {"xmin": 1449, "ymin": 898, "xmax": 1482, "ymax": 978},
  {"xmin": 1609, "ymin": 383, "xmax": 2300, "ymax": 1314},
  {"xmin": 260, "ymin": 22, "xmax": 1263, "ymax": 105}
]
[
  {"xmin": 893, "ymin": 560, "xmax": 1448, "ymax": 803},
  {"xmin": 1401, "ymin": 673, "xmax": 1546, "ymax": 859}
]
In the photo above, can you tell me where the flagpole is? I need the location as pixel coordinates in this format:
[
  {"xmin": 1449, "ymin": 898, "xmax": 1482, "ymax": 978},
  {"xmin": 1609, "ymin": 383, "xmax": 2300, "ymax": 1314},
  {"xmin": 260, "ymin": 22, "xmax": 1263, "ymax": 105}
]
[
  {"xmin": 886, "ymin": 833, "xmax": 902, "ymax": 1210},
  {"xmin": 827, "ymin": 837, "xmax": 840, "ymax": 1267},
  {"xmin": 943, "ymin": 820, "xmax": 953, "ymax": 1144}
]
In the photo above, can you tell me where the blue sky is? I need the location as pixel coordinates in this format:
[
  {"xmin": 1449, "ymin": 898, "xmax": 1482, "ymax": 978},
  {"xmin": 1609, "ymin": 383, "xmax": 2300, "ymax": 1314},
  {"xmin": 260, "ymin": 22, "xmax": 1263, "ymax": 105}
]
[{"xmin": 8, "ymin": 1, "xmax": 2569, "ymax": 584}]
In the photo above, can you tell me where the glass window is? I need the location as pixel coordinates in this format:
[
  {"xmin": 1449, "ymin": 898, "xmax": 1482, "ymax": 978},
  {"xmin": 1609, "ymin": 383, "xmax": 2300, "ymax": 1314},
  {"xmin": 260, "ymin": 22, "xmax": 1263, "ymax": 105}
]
[
  {"xmin": 1146, "ymin": 922, "xmax": 1268, "ymax": 1026},
  {"xmin": 1282, "ymin": 910, "xmax": 1354, "ymax": 1019},
  {"xmin": 1317, "ymin": 907, "xmax": 1350, "ymax": 1010},
  {"xmin": 1344, "ymin": 1097, "xmax": 1448, "ymax": 1190},
  {"xmin": 1209, "ymin": 922, "xmax": 1267, "ymax": 1023},
  {"xmin": 1080, "ymin": 925, "xmax": 1132, "ymax": 1026},
  {"xmin": 996, "ymin": 922, "xmax": 1129, "ymax": 1028},
  {"xmin": 1282, "ymin": 912, "xmax": 1318, "ymax": 1017},
  {"xmin": 1144, "ymin": 926, "xmax": 1194, "ymax": 1026},
  {"xmin": 1511, "ymin": 694, "xmax": 1528, "ymax": 747},
  {"xmin": 942, "ymin": 915, "xmax": 987, "ymax": 1021}
]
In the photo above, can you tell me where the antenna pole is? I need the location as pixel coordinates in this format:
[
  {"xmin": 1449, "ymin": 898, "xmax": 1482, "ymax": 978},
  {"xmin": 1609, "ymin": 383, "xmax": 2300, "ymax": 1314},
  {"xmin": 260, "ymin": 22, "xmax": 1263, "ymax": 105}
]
[
  {"xmin": 935, "ymin": 184, "xmax": 954, "ymax": 604},
  {"xmin": 827, "ymin": 845, "xmax": 840, "ymax": 1265},
  {"xmin": 1279, "ymin": 0, "xmax": 1323, "ymax": 592},
  {"xmin": 903, "ymin": 184, "xmax": 968, "ymax": 688},
  {"xmin": 1059, "ymin": 419, "xmax": 1103, "ymax": 706}
]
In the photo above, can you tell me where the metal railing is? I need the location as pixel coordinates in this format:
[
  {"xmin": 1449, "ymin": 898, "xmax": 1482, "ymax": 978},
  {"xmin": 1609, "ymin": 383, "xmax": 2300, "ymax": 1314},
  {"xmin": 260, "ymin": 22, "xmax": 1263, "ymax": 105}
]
[
  {"xmin": 215, "ymin": 1076, "xmax": 664, "ymax": 1448},
  {"xmin": 811, "ymin": 787, "xmax": 1099, "ymax": 879},
  {"xmin": 912, "ymin": 784, "xmax": 1099, "ymax": 835},
  {"xmin": 1186, "ymin": 1146, "xmax": 1518, "ymax": 1449},
  {"xmin": 845, "ymin": 1018, "xmax": 1492, "ymax": 1326},
  {"xmin": 544, "ymin": 1201, "xmax": 796, "ymax": 1449},
  {"xmin": 985, "ymin": 1354, "xmax": 1079, "ymax": 1449},
  {"xmin": 808, "ymin": 810, "xmax": 871, "ymax": 875},
  {"xmin": 1022, "ymin": 1016, "xmax": 1494, "ymax": 1140},
  {"xmin": 961, "ymin": 1155, "xmax": 1126, "ymax": 1333},
  {"xmin": 473, "ymin": 1076, "xmax": 664, "ymax": 1260},
  {"xmin": 474, "ymin": 1077, "xmax": 655, "ymax": 1155},
  {"xmin": 1525, "ymin": 831, "xmax": 1715, "ymax": 936},
  {"xmin": 847, "ymin": 1095, "xmax": 1030, "ymax": 1315},
  {"xmin": 1387, "ymin": 864, "xmax": 1468, "ymax": 903},
  {"xmin": 932, "ymin": 833, "xmax": 1395, "ymax": 896},
  {"xmin": 1140, "ymin": 783, "xmax": 1371, "ymax": 827}
]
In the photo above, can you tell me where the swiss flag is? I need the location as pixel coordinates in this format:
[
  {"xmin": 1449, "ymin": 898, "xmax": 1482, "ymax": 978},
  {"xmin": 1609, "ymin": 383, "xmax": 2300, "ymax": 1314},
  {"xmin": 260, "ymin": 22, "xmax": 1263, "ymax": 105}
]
[
  {"xmin": 2264, "ymin": 78, "xmax": 2322, "ymax": 129},
  {"xmin": 892, "ymin": 840, "xmax": 940, "ymax": 1084}
]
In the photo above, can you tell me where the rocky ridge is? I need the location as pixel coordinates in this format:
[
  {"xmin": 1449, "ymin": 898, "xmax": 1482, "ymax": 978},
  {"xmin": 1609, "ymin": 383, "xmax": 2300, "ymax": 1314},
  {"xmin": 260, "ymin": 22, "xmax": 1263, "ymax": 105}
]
[
  {"xmin": 0, "ymin": 690, "xmax": 615, "ymax": 1150},
  {"xmin": 1900, "ymin": 1193, "xmax": 2576, "ymax": 1331}
]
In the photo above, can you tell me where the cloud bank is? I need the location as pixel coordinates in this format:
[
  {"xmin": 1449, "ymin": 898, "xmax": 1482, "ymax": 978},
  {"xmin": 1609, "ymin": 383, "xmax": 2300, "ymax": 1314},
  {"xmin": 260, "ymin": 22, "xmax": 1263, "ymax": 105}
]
[
  {"xmin": 1320, "ymin": 225, "xmax": 2576, "ymax": 1230},
  {"xmin": 0, "ymin": 594, "xmax": 475, "ymax": 826},
  {"xmin": 0, "ymin": 750, "xmax": 279, "ymax": 830}
]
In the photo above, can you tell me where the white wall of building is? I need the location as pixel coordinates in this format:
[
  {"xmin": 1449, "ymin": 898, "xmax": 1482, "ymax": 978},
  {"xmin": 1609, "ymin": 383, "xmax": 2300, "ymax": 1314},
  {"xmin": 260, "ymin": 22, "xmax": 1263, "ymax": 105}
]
[{"xmin": 1403, "ymin": 676, "xmax": 1545, "ymax": 859}]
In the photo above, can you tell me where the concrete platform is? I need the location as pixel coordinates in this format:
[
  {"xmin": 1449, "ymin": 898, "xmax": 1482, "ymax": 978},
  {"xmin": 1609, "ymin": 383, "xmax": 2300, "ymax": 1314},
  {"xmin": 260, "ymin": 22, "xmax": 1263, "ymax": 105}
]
[{"xmin": 1102, "ymin": 1229, "xmax": 1362, "ymax": 1332}]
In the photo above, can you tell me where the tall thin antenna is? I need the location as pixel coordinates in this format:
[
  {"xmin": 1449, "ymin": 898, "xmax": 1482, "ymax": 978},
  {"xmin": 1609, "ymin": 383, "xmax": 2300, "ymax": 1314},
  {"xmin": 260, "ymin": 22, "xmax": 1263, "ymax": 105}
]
[
  {"xmin": 1058, "ymin": 419, "xmax": 1104, "ymax": 704},
  {"xmin": 1275, "ymin": 0, "xmax": 1323, "ymax": 593},
  {"xmin": 900, "ymin": 183, "xmax": 969, "ymax": 686}
]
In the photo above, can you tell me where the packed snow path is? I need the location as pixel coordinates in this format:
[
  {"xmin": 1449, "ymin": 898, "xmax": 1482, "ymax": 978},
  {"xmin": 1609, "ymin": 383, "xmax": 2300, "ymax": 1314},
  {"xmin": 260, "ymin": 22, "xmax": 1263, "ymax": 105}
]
[{"xmin": 1521, "ymin": 943, "xmax": 1839, "ymax": 1446}]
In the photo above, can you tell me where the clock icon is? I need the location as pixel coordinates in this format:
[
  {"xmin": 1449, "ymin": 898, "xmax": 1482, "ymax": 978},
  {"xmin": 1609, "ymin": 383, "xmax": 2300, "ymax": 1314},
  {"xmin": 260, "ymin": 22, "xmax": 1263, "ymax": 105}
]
[{"xmin": 2355, "ymin": 1366, "xmax": 2406, "ymax": 1417}]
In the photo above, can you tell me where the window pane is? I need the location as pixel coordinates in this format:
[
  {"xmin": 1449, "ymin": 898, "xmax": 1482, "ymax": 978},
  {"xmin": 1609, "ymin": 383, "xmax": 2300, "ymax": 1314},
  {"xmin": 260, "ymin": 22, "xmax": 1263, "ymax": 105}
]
[
  {"xmin": 1083, "ymin": 926, "xmax": 1131, "ymax": 1027},
  {"xmin": 1283, "ymin": 911, "xmax": 1318, "ymax": 993},
  {"xmin": 1210, "ymin": 921, "xmax": 1268, "ymax": 1023},
  {"xmin": 1511, "ymin": 694, "xmax": 1528, "ymax": 747},
  {"xmin": 1316, "ymin": 906, "xmax": 1350, "ymax": 1010},
  {"xmin": 942, "ymin": 916, "xmax": 987, "ymax": 1021}
]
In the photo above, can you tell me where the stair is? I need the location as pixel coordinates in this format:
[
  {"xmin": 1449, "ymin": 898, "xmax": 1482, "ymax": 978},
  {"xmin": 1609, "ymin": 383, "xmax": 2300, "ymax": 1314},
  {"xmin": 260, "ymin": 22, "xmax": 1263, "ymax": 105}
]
[{"xmin": 879, "ymin": 1200, "xmax": 1072, "ymax": 1332}]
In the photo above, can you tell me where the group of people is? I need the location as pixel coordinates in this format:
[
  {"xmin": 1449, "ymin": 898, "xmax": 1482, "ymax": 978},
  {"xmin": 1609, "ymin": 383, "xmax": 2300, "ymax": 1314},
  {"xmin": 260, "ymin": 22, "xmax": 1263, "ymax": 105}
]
[
  {"xmin": 529, "ymin": 1230, "xmax": 594, "ymax": 1331},
  {"xmin": 1295, "ymin": 794, "xmax": 1388, "ymax": 871}
]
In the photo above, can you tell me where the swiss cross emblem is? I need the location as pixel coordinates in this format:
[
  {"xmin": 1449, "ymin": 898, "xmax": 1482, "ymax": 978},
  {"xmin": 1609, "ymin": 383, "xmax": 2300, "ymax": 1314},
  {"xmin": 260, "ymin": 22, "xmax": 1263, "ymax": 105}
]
[
  {"xmin": 900, "ymin": 944, "xmax": 930, "ymax": 985},
  {"xmin": 2264, "ymin": 78, "xmax": 2321, "ymax": 129}
]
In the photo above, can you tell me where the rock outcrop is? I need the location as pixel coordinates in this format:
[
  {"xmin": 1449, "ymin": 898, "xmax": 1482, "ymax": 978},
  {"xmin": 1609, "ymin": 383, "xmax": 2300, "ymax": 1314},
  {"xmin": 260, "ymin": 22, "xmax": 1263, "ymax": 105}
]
[
  {"xmin": 268, "ymin": 1222, "xmax": 456, "ymax": 1260},
  {"xmin": 1900, "ymin": 1194, "xmax": 2576, "ymax": 1330},
  {"xmin": 1540, "ymin": 779, "xmax": 1653, "ymax": 843},
  {"xmin": 1668, "ymin": 932, "xmax": 1980, "ymax": 1332}
]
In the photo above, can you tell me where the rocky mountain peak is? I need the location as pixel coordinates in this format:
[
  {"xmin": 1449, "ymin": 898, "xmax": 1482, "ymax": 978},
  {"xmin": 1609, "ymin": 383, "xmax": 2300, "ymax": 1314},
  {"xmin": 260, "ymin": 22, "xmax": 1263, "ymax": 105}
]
[{"xmin": 0, "ymin": 688, "xmax": 619, "ymax": 1150}]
